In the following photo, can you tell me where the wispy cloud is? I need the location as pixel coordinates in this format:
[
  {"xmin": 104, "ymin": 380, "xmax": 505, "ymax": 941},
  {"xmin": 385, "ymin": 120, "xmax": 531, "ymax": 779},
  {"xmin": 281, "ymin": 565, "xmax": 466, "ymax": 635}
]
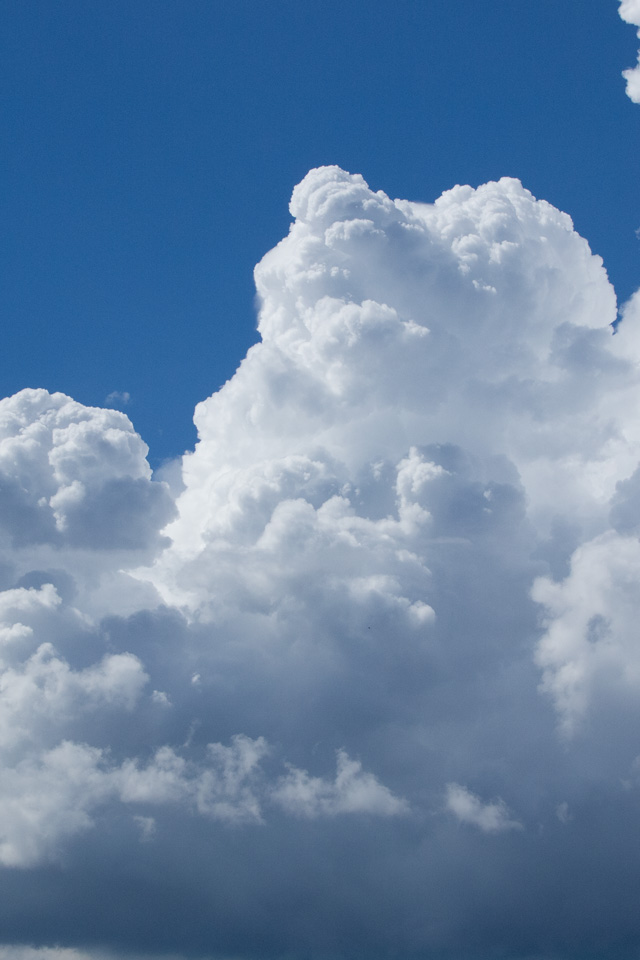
[{"xmin": 446, "ymin": 783, "xmax": 522, "ymax": 833}]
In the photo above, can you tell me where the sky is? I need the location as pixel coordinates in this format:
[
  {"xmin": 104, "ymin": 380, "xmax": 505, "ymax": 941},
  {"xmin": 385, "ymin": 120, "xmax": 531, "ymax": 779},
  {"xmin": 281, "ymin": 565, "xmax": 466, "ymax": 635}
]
[
  {"xmin": 2, "ymin": 3, "xmax": 640, "ymax": 960},
  {"xmin": 1, "ymin": 0, "xmax": 639, "ymax": 465}
]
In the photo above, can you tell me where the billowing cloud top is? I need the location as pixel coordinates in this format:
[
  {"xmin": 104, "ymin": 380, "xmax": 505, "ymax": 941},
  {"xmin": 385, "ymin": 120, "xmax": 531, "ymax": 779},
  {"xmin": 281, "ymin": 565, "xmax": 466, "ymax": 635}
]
[{"xmin": 2, "ymin": 164, "xmax": 640, "ymax": 960}]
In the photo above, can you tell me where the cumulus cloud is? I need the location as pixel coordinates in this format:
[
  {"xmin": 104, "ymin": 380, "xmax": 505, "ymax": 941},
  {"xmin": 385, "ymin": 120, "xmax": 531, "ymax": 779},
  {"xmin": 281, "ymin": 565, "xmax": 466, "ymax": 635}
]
[
  {"xmin": 445, "ymin": 783, "xmax": 522, "ymax": 833},
  {"xmin": 0, "ymin": 389, "xmax": 175, "ymax": 554},
  {"xmin": 620, "ymin": 0, "xmax": 640, "ymax": 102},
  {"xmin": 272, "ymin": 749, "xmax": 409, "ymax": 818},
  {"xmin": 2, "ymin": 154, "xmax": 640, "ymax": 957}
]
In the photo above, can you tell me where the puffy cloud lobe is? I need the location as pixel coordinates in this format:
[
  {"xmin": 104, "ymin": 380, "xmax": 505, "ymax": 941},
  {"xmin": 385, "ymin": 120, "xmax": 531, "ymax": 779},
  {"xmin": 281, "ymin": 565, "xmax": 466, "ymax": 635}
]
[
  {"xmin": 620, "ymin": 0, "xmax": 640, "ymax": 102},
  {"xmin": 172, "ymin": 165, "xmax": 629, "ymax": 567},
  {"xmin": 0, "ymin": 741, "xmax": 112, "ymax": 867},
  {"xmin": 534, "ymin": 532, "xmax": 640, "ymax": 736},
  {"xmin": 0, "ymin": 389, "xmax": 175, "ymax": 551},
  {"xmin": 0, "ymin": 639, "xmax": 146, "ymax": 749},
  {"xmin": 2, "ymin": 166, "xmax": 640, "ymax": 960}
]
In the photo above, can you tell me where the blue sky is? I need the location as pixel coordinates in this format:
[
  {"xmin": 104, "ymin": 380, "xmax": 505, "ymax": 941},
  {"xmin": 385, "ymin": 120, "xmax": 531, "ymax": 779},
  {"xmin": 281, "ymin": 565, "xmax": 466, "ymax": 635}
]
[{"xmin": 2, "ymin": 0, "xmax": 638, "ymax": 464}]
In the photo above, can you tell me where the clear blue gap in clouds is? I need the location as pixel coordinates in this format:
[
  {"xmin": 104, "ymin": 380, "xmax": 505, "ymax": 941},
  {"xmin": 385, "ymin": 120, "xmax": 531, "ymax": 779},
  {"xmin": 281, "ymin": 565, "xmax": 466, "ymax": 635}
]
[{"xmin": 1, "ymin": 0, "xmax": 637, "ymax": 464}]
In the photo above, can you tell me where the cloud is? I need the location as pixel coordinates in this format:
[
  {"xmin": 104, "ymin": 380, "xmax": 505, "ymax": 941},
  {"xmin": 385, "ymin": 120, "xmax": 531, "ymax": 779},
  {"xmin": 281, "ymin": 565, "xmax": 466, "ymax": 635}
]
[
  {"xmin": 104, "ymin": 391, "xmax": 130, "ymax": 408},
  {"xmin": 445, "ymin": 783, "xmax": 522, "ymax": 833},
  {"xmin": 620, "ymin": 0, "xmax": 640, "ymax": 102},
  {"xmin": 533, "ymin": 532, "xmax": 640, "ymax": 736},
  {"xmin": 0, "ymin": 389, "xmax": 175, "ymax": 553},
  {"xmin": 272, "ymin": 749, "xmax": 409, "ymax": 818},
  {"xmin": 2, "ymin": 159, "xmax": 640, "ymax": 957},
  {"xmin": 0, "ymin": 951, "xmax": 97, "ymax": 960}
]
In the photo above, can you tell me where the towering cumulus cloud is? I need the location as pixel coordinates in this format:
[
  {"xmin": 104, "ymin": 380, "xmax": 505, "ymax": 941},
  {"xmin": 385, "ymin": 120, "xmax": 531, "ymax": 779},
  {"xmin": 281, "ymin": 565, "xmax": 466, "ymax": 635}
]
[{"xmin": 3, "ymin": 164, "xmax": 640, "ymax": 960}]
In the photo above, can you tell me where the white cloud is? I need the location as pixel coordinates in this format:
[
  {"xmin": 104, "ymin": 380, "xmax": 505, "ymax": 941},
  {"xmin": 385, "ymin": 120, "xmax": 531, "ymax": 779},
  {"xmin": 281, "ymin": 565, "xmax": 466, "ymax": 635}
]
[
  {"xmin": 0, "ymin": 740, "xmax": 112, "ymax": 866},
  {"xmin": 0, "ymin": 388, "xmax": 175, "ymax": 554},
  {"xmin": 117, "ymin": 734, "xmax": 270, "ymax": 824},
  {"xmin": 445, "ymin": 783, "xmax": 522, "ymax": 833},
  {"xmin": 0, "ymin": 728, "xmax": 408, "ymax": 866},
  {"xmin": 620, "ymin": 0, "xmax": 640, "ymax": 102},
  {"xmin": 104, "ymin": 391, "xmax": 130, "ymax": 407},
  {"xmin": 533, "ymin": 530, "xmax": 640, "ymax": 736},
  {"xmin": 272, "ymin": 749, "xmax": 408, "ymax": 818},
  {"xmin": 0, "ymin": 642, "xmax": 147, "ymax": 746},
  {"xmin": 1, "ymin": 160, "xmax": 640, "ymax": 957}
]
